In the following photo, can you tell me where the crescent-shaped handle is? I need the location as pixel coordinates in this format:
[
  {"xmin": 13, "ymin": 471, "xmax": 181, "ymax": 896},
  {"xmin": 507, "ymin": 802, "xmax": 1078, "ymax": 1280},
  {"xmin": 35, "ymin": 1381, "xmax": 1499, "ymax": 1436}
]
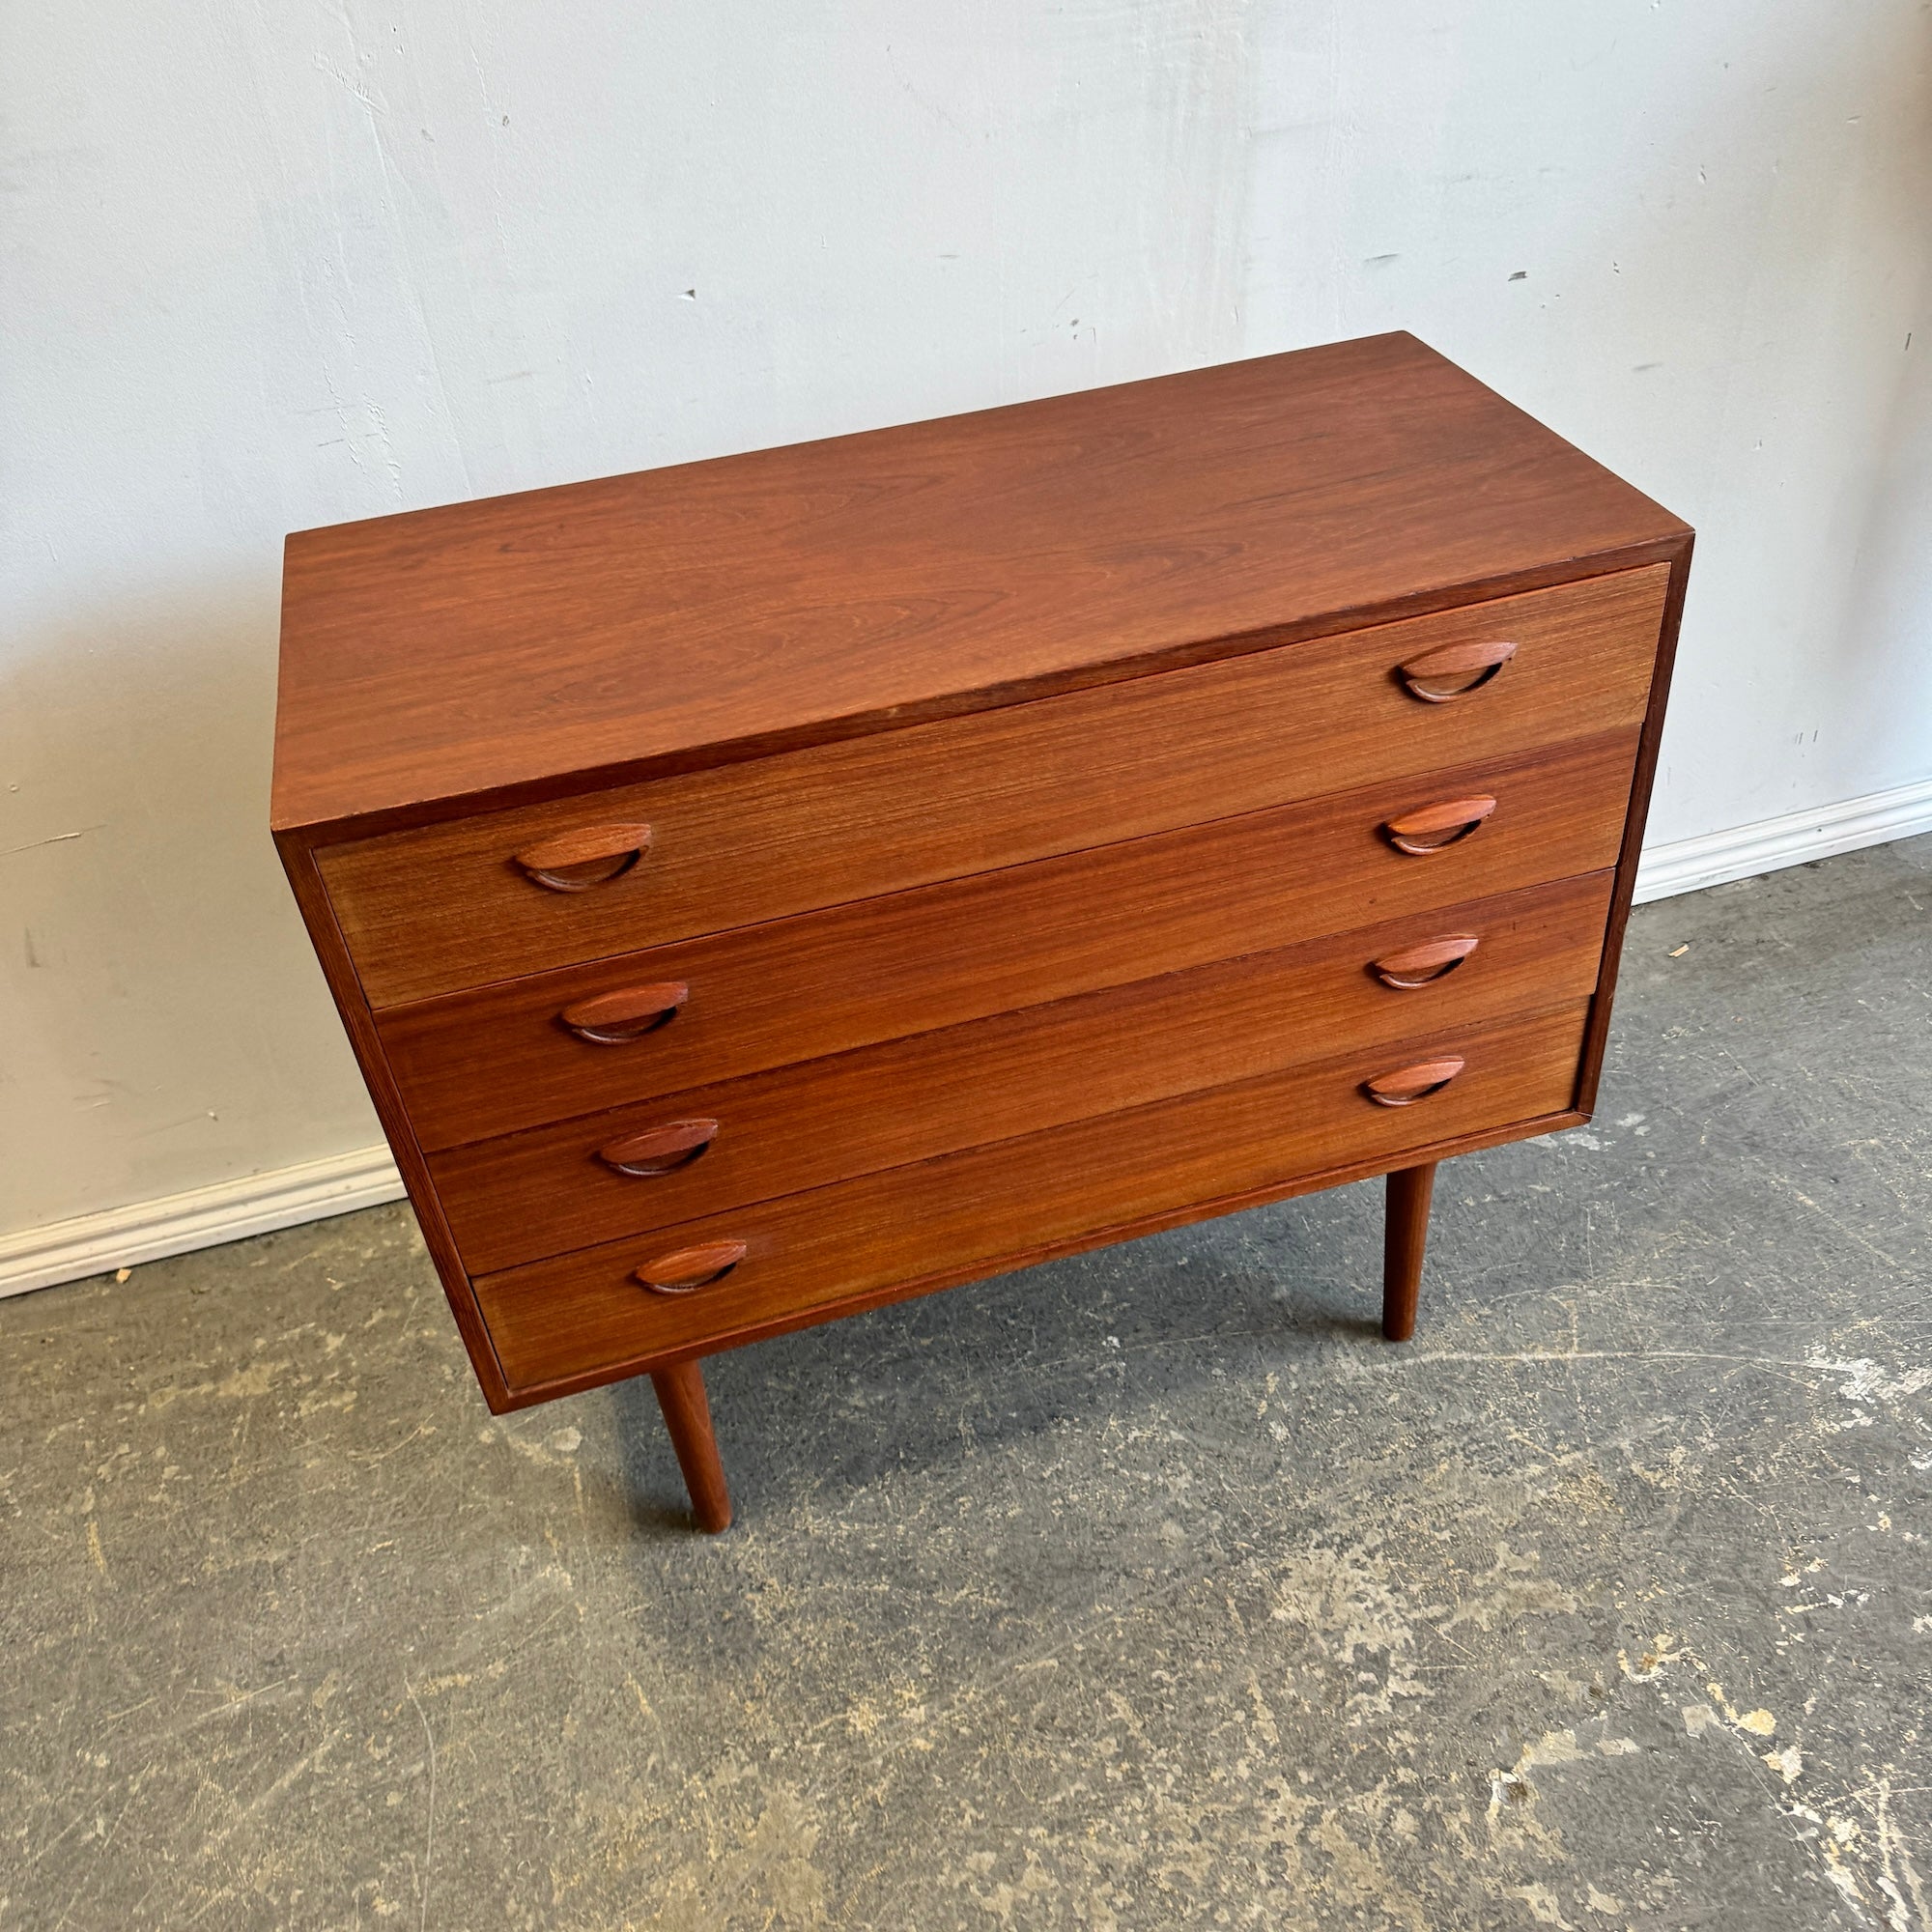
[
  {"xmin": 513, "ymin": 823, "xmax": 653, "ymax": 892},
  {"xmin": 1370, "ymin": 934, "xmax": 1480, "ymax": 989},
  {"xmin": 558, "ymin": 981, "xmax": 690, "ymax": 1044},
  {"xmin": 1383, "ymin": 795, "xmax": 1497, "ymax": 856},
  {"xmin": 634, "ymin": 1239, "xmax": 747, "ymax": 1295},
  {"xmin": 1397, "ymin": 639, "xmax": 1517, "ymax": 702},
  {"xmin": 1363, "ymin": 1057, "xmax": 1466, "ymax": 1107},
  {"xmin": 598, "ymin": 1119, "xmax": 720, "ymax": 1178}
]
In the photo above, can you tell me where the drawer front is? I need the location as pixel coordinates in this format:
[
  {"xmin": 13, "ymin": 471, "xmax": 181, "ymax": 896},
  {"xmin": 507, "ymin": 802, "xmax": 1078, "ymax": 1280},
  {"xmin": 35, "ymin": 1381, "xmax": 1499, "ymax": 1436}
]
[
  {"xmin": 381, "ymin": 729, "xmax": 1639, "ymax": 1150},
  {"xmin": 327, "ymin": 566, "xmax": 1667, "ymax": 1006},
  {"xmin": 474, "ymin": 1002, "xmax": 1592, "ymax": 1393},
  {"xmin": 432, "ymin": 872, "xmax": 1613, "ymax": 1273}
]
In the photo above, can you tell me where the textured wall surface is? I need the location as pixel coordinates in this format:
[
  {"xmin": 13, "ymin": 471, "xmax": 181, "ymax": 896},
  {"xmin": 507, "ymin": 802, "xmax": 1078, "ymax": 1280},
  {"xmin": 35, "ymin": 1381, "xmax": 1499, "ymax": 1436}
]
[{"xmin": 4, "ymin": 0, "xmax": 1929, "ymax": 1238}]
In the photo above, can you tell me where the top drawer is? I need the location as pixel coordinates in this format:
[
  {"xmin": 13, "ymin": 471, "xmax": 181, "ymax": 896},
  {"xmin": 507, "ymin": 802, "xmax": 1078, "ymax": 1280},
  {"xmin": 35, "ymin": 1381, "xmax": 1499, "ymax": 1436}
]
[{"xmin": 322, "ymin": 565, "xmax": 1667, "ymax": 1007}]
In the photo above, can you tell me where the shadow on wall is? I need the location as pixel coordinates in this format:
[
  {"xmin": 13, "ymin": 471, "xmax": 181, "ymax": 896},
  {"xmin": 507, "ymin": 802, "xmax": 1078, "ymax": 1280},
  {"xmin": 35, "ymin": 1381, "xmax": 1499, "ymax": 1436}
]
[{"xmin": 0, "ymin": 574, "xmax": 377, "ymax": 1234}]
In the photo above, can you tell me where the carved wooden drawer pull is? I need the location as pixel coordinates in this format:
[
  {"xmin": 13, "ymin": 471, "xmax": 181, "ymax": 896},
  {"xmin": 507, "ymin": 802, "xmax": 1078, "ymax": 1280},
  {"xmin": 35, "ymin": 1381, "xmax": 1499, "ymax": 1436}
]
[
  {"xmin": 1363, "ymin": 1057, "xmax": 1466, "ymax": 1107},
  {"xmin": 513, "ymin": 823, "xmax": 653, "ymax": 892},
  {"xmin": 635, "ymin": 1239, "xmax": 748, "ymax": 1295},
  {"xmin": 599, "ymin": 1119, "xmax": 720, "ymax": 1178},
  {"xmin": 1370, "ymin": 934, "xmax": 1480, "ymax": 988},
  {"xmin": 1397, "ymin": 638, "xmax": 1517, "ymax": 702},
  {"xmin": 1383, "ymin": 795, "xmax": 1497, "ymax": 855},
  {"xmin": 558, "ymin": 981, "xmax": 689, "ymax": 1043}
]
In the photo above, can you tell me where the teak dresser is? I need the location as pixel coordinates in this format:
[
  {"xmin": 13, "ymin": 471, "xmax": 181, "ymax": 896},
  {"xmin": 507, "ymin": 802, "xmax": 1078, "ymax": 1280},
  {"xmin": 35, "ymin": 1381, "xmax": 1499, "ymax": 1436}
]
[{"xmin": 273, "ymin": 332, "xmax": 1691, "ymax": 1532}]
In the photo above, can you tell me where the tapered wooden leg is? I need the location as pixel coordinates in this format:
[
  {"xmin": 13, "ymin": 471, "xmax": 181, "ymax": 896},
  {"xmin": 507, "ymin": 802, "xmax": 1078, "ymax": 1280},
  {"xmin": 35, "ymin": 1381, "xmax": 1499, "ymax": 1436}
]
[
  {"xmin": 650, "ymin": 1359, "xmax": 733, "ymax": 1532},
  {"xmin": 1381, "ymin": 1161, "xmax": 1437, "ymax": 1342}
]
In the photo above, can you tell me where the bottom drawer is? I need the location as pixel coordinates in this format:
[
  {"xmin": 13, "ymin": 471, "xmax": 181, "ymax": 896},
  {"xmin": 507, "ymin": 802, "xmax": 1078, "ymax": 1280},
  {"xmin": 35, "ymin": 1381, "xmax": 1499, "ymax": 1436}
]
[{"xmin": 474, "ymin": 1000, "xmax": 1591, "ymax": 1394}]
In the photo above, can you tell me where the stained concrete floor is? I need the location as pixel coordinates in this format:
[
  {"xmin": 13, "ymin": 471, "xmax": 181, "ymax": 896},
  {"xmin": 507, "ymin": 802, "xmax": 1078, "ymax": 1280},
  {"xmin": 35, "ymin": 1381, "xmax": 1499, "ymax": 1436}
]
[{"xmin": 6, "ymin": 840, "xmax": 1931, "ymax": 1930}]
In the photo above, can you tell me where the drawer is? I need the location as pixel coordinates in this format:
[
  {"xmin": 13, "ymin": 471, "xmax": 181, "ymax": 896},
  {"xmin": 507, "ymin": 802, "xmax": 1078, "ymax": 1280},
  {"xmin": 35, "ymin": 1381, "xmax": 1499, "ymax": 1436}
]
[
  {"xmin": 473, "ymin": 1001, "xmax": 1593, "ymax": 1393},
  {"xmin": 432, "ymin": 871, "xmax": 1613, "ymax": 1272},
  {"xmin": 326, "ymin": 566, "xmax": 1667, "ymax": 1006},
  {"xmin": 380, "ymin": 729, "xmax": 1639, "ymax": 1150}
]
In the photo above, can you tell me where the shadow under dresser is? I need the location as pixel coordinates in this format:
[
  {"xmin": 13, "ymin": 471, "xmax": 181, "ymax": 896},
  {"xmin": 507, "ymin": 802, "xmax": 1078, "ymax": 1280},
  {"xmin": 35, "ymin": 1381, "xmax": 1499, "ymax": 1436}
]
[{"xmin": 272, "ymin": 331, "xmax": 1692, "ymax": 1530}]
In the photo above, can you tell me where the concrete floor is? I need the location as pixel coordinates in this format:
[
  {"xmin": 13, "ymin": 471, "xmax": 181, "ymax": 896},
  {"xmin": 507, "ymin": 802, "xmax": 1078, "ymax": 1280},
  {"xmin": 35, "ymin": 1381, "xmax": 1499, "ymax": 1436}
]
[{"xmin": 5, "ymin": 841, "xmax": 1930, "ymax": 1930}]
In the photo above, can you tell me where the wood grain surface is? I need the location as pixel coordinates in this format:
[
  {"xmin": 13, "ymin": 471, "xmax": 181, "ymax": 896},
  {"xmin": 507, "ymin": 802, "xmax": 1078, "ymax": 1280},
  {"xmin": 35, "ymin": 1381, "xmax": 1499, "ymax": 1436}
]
[
  {"xmin": 428, "ymin": 870, "xmax": 1614, "ymax": 1272},
  {"xmin": 268, "ymin": 336, "xmax": 1691, "ymax": 1444},
  {"xmin": 379, "ymin": 731, "xmax": 1636, "ymax": 1150},
  {"xmin": 1380, "ymin": 1163, "xmax": 1438, "ymax": 1341},
  {"xmin": 270, "ymin": 837, "xmax": 515, "ymax": 1409},
  {"xmin": 1577, "ymin": 536, "xmax": 1695, "ymax": 1116},
  {"xmin": 273, "ymin": 333, "xmax": 1687, "ymax": 834},
  {"xmin": 321, "ymin": 564, "xmax": 1665, "ymax": 1006},
  {"xmin": 473, "ymin": 1002, "xmax": 1591, "ymax": 1391}
]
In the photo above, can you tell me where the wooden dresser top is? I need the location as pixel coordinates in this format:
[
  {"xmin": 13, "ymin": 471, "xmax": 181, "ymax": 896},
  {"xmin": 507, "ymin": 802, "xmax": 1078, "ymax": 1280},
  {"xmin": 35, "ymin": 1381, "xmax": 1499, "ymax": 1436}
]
[{"xmin": 273, "ymin": 331, "xmax": 1687, "ymax": 836}]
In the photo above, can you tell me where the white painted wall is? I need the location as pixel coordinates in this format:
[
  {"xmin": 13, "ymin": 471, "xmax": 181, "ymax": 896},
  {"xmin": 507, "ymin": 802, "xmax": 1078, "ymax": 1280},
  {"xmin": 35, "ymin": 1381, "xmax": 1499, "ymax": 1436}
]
[
  {"xmin": 4, "ymin": 1, "xmax": 1929, "ymax": 1261},
  {"xmin": 1244, "ymin": 0, "xmax": 1932, "ymax": 844}
]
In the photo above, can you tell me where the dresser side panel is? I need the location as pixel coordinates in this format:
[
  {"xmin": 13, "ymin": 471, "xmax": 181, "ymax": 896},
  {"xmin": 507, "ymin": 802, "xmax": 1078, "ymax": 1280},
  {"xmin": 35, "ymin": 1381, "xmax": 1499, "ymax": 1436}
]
[
  {"xmin": 271, "ymin": 825, "xmax": 514, "ymax": 1411},
  {"xmin": 1574, "ymin": 532, "xmax": 1696, "ymax": 1115}
]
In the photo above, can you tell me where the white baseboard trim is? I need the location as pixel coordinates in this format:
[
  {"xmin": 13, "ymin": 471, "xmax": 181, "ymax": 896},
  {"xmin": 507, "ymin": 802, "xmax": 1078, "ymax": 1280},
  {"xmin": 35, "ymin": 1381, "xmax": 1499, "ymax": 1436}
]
[
  {"xmin": 4, "ymin": 777, "xmax": 1929, "ymax": 1303},
  {"xmin": 0, "ymin": 1144, "xmax": 405, "ymax": 1300},
  {"xmin": 1633, "ymin": 773, "xmax": 1932, "ymax": 903}
]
